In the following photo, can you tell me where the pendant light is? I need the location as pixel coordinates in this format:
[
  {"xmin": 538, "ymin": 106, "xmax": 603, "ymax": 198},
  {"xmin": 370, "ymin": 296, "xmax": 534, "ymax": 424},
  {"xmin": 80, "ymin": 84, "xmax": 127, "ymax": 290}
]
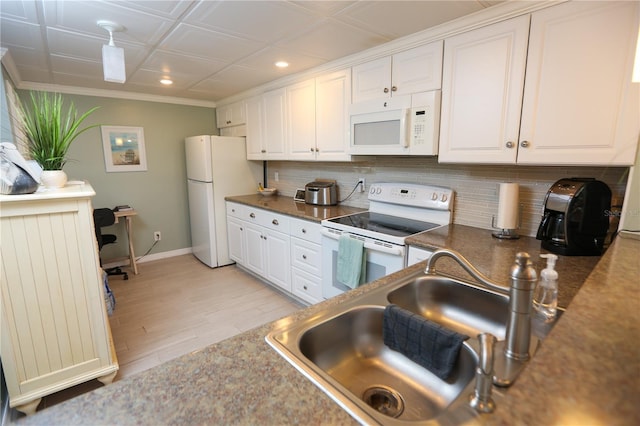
[{"xmin": 98, "ymin": 20, "xmax": 126, "ymax": 83}]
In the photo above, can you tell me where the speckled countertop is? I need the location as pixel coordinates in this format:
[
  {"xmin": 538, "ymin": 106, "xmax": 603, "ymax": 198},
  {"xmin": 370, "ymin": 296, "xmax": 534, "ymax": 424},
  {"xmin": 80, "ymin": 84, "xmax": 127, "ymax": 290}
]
[
  {"xmin": 17, "ymin": 196, "xmax": 640, "ymax": 425},
  {"xmin": 226, "ymin": 194, "xmax": 364, "ymax": 222}
]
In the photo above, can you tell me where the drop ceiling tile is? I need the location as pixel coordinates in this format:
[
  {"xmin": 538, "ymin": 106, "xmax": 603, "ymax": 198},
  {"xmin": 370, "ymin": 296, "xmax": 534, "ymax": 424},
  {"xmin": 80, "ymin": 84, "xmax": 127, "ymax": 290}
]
[
  {"xmin": 41, "ymin": 0, "xmax": 171, "ymax": 45},
  {"xmin": 2, "ymin": 47, "xmax": 49, "ymax": 70},
  {"xmin": 0, "ymin": 0, "xmax": 39, "ymax": 23},
  {"xmin": 290, "ymin": 1, "xmax": 357, "ymax": 17},
  {"xmin": 0, "ymin": 19, "xmax": 44, "ymax": 51},
  {"xmin": 140, "ymin": 50, "xmax": 227, "ymax": 80},
  {"xmin": 109, "ymin": 0, "xmax": 193, "ymax": 19},
  {"xmin": 235, "ymin": 46, "xmax": 325, "ymax": 76},
  {"xmin": 127, "ymin": 68, "xmax": 196, "ymax": 90},
  {"xmin": 184, "ymin": 1, "xmax": 317, "ymax": 43},
  {"xmin": 337, "ymin": 1, "xmax": 489, "ymax": 39},
  {"xmin": 160, "ymin": 23, "xmax": 263, "ymax": 62},
  {"xmin": 14, "ymin": 66, "xmax": 53, "ymax": 84},
  {"xmin": 278, "ymin": 19, "xmax": 389, "ymax": 60}
]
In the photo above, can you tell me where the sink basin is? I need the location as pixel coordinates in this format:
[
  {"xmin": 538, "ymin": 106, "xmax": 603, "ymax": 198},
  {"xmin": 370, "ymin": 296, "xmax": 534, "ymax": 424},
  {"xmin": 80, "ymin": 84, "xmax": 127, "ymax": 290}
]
[
  {"xmin": 387, "ymin": 276, "xmax": 510, "ymax": 340},
  {"xmin": 299, "ymin": 305, "xmax": 478, "ymax": 422},
  {"xmin": 266, "ymin": 270, "xmax": 542, "ymax": 425}
]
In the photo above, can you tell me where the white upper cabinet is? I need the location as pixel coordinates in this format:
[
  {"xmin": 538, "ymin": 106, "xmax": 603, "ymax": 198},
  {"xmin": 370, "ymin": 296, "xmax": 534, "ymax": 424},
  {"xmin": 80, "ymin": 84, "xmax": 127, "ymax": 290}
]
[
  {"xmin": 438, "ymin": 15, "xmax": 530, "ymax": 163},
  {"xmin": 352, "ymin": 41, "xmax": 443, "ymax": 103},
  {"xmin": 245, "ymin": 96, "xmax": 264, "ymax": 160},
  {"xmin": 315, "ymin": 69, "xmax": 352, "ymax": 161},
  {"xmin": 216, "ymin": 100, "xmax": 246, "ymax": 129},
  {"xmin": 439, "ymin": 1, "xmax": 639, "ymax": 165},
  {"xmin": 287, "ymin": 79, "xmax": 316, "ymax": 160},
  {"xmin": 517, "ymin": 1, "xmax": 639, "ymax": 165},
  {"xmin": 246, "ymin": 89, "xmax": 287, "ymax": 160}
]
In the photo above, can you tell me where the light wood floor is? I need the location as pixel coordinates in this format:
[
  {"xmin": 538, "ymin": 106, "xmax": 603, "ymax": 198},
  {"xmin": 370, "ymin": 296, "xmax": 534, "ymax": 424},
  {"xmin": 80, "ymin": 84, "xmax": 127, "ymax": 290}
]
[{"xmin": 11, "ymin": 255, "xmax": 303, "ymax": 419}]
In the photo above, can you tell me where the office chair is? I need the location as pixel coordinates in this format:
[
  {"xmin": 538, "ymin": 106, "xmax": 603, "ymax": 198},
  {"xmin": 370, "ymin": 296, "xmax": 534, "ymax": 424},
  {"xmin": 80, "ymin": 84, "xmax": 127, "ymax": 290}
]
[{"xmin": 93, "ymin": 208, "xmax": 129, "ymax": 280}]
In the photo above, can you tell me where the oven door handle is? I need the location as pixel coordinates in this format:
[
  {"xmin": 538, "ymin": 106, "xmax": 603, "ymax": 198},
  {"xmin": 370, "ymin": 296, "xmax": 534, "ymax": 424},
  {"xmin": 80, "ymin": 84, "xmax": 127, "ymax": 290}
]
[{"xmin": 321, "ymin": 228, "xmax": 404, "ymax": 256}]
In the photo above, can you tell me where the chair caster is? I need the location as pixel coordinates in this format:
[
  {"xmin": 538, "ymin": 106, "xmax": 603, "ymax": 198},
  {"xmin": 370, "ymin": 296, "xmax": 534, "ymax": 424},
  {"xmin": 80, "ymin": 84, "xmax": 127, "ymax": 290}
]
[{"xmin": 124, "ymin": 273, "xmax": 129, "ymax": 280}]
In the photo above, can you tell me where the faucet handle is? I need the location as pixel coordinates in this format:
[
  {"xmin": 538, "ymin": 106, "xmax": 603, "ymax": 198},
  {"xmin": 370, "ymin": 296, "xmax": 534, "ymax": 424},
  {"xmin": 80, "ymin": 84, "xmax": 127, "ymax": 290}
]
[{"xmin": 470, "ymin": 333, "xmax": 497, "ymax": 413}]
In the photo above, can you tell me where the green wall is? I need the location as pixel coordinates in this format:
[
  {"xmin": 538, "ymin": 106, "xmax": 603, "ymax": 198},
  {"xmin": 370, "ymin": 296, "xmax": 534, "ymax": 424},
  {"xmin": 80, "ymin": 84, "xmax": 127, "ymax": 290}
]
[{"xmin": 17, "ymin": 91, "xmax": 217, "ymax": 261}]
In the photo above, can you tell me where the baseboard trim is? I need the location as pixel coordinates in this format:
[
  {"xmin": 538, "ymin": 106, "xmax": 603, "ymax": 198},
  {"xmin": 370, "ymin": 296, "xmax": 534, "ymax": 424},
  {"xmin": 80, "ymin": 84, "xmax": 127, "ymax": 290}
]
[{"xmin": 103, "ymin": 248, "xmax": 193, "ymax": 269}]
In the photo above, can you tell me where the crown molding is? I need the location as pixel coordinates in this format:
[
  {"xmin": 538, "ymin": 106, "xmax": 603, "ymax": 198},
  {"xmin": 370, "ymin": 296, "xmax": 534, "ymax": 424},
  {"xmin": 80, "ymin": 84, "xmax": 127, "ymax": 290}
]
[{"xmin": 15, "ymin": 81, "xmax": 217, "ymax": 108}]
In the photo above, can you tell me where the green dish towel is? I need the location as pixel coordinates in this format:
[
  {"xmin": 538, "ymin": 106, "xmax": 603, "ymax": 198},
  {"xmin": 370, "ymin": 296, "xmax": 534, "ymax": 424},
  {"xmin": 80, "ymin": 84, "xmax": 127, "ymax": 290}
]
[{"xmin": 336, "ymin": 234, "xmax": 366, "ymax": 289}]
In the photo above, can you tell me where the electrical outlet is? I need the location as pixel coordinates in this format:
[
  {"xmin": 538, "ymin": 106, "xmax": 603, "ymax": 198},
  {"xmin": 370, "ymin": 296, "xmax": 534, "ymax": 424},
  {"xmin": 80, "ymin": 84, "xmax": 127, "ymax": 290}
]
[
  {"xmin": 154, "ymin": 231, "xmax": 161, "ymax": 242},
  {"xmin": 358, "ymin": 178, "xmax": 365, "ymax": 192}
]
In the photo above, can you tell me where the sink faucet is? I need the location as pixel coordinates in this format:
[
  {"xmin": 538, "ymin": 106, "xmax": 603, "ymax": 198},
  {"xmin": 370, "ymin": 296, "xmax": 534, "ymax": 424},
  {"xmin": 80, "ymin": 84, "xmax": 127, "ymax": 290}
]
[
  {"xmin": 425, "ymin": 248, "xmax": 538, "ymax": 386},
  {"xmin": 469, "ymin": 333, "xmax": 496, "ymax": 413}
]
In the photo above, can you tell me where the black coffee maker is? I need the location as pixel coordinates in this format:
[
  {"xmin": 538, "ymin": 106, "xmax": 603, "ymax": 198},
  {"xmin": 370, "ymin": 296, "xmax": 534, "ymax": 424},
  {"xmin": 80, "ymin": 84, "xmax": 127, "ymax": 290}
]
[{"xmin": 536, "ymin": 178, "xmax": 612, "ymax": 256}]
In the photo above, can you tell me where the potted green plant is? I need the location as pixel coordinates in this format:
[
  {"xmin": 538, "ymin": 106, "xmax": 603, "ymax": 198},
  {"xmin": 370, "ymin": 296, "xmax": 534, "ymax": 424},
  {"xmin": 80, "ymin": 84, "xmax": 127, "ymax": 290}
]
[{"xmin": 17, "ymin": 91, "xmax": 98, "ymax": 188}]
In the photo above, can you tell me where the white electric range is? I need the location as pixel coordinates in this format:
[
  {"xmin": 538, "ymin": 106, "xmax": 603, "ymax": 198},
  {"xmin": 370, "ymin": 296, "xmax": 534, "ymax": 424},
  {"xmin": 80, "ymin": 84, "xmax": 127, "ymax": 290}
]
[{"xmin": 321, "ymin": 182, "xmax": 454, "ymax": 299}]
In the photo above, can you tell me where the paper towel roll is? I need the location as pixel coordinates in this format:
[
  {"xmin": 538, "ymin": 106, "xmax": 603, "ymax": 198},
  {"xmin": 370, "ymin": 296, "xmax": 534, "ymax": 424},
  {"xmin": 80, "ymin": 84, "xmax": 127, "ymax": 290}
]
[{"xmin": 497, "ymin": 183, "xmax": 519, "ymax": 229}]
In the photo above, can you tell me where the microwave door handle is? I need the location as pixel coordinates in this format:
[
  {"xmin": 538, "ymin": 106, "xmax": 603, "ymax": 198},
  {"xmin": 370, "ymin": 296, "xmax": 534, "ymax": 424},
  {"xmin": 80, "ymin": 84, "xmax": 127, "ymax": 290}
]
[{"xmin": 402, "ymin": 108, "xmax": 410, "ymax": 148}]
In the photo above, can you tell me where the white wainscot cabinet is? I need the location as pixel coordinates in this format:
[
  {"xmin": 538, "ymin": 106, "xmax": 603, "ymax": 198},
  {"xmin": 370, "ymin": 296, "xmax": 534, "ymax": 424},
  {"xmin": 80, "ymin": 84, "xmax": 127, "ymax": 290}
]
[
  {"xmin": 438, "ymin": 1, "xmax": 639, "ymax": 166},
  {"xmin": 352, "ymin": 41, "xmax": 443, "ymax": 103},
  {"xmin": 290, "ymin": 218, "xmax": 323, "ymax": 304},
  {"xmin": 216, "ymin": 100, "xmax": 246, "ymax": 129},
  {"xmin": 0, "ymin": 184, "xmax": 118, "ymax": 415},
  {"xmin": 226, "ymin": 202, "xmax": 291, "ymax": 292}
]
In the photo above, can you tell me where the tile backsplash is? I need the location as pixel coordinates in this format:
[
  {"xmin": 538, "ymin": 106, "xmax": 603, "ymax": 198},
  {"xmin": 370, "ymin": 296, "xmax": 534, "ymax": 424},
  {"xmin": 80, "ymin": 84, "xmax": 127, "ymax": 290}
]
[{"xmin": 266, "ymin": 157, "xmax": 628, "ymax": 237}]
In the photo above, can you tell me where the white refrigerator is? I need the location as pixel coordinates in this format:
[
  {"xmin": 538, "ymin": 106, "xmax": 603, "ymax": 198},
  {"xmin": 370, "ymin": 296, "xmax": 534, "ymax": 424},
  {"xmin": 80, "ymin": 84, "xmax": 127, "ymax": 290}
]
[{"xmin": 185, "ymin": 135, "xmax": 262, "ymax": 268}]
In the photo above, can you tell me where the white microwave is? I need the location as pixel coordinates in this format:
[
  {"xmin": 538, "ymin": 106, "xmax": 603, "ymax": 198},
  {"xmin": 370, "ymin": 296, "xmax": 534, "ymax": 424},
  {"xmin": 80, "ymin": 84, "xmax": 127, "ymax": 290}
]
[{"xmin": 349, "ymin": 91, "xmax": 440, "ymax": 156}]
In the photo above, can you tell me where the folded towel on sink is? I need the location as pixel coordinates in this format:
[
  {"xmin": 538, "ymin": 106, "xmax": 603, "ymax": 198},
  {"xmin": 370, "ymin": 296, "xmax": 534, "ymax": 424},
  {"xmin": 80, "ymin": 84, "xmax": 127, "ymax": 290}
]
[
  {"xmin": 383, "ymin": 304, "xmax": 469, "ymax": 380},
  {"xmin": 336, "ymin": 234, "xmax": 366, "ymax": 289}
]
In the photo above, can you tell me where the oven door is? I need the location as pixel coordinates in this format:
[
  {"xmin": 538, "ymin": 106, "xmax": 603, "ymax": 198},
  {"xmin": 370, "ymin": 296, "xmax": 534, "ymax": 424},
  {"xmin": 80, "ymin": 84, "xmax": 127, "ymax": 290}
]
[{"xmin": 321, "ymin": 228, "xmax": 405, "ymax": 299}]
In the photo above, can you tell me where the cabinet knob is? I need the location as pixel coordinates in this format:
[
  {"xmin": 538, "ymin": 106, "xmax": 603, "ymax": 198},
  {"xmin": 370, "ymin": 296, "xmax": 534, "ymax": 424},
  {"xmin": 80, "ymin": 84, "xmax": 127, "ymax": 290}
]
[
  {"xmin": 505, "ymin": 141, "xmax": 515, "ymax": 149},
  {"xmin": 520, "ymin": 140, "xmax": 530, "ymax": 148},
  {"xmin": 240, "ymin": 227, "xmax": 243, "ymax": 231},
  {"xmin": 250, "ymin": 213, "xmax": 256, "ymax": 218},
  {"xmin": 391, "ymin": 86, "xmax": 397, "ymax": 92},
  {"xmin": 315, "ymin": 148, "xmax": 319, "ymax": 152},
  {"xmin": 302, "ymin": 229, "xmax": 307, "ymax": 233},
  {"xmin": 272, "ymin": 219, "xmax": 279, "ymax": 225},
  {"xmin": 310, "ymin": 147, "xmax": 314, "ymax": 152},
  {"xmin": 383, "ymin": 87, "xmax": 389, "ymax": 93},
  {"xmin": 302, "ymin": 254, "xmax": 307, "ymax": 260},
  {"xmin": 303, "ymin": 285, "xmax": 308, "ymax": 290},
  {"xmin": 261, "ymin": 149, "xmax": 266, "ymax": 153}
]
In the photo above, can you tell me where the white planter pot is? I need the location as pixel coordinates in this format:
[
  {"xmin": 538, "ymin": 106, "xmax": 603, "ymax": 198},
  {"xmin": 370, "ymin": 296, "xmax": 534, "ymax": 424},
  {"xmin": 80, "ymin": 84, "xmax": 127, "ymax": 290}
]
[{"xmin": 40, "ymin": 170, "xmax": 68, "ymax": 188}]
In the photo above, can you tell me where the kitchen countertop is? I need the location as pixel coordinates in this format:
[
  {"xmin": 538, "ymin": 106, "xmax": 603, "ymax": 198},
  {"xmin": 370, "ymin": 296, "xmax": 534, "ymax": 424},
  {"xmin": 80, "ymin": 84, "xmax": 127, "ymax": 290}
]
[
  {"xmin": 17, "ymin": 217, "xmax": 639, "ymax": 424},
  {"xmin": 225, "ymin": 194, "xmax": 364, "ymax": 222},
  {"xmin": 406, "ymin": 224, "xmax": 600, "ymax": 308}
]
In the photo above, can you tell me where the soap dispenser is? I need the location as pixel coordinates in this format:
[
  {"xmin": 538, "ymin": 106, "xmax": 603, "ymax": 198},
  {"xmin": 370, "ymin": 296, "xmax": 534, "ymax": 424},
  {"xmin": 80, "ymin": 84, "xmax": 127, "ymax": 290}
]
[{"xmin": 533, "ymin": 254, "xmax": 558, "ymax": 322}]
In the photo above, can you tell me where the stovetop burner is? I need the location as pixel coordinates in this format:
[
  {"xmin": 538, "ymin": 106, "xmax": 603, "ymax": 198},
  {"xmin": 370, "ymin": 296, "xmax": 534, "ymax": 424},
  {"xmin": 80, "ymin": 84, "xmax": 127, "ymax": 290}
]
[{"xmin": 326, "ymin": 211, "xmax": 440, "ymax": 239}]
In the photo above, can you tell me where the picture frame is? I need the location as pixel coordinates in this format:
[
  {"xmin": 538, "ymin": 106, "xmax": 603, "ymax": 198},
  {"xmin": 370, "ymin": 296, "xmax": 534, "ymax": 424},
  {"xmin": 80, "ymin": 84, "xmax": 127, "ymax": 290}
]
[{"xmin": 101, "ymin": 125, "xmax": 148, "ymax": 172}]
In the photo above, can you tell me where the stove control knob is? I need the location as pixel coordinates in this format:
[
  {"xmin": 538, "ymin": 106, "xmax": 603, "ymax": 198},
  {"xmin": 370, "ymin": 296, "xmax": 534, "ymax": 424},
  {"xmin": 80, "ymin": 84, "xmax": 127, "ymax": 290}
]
[
  {"xmin": 441, "ymin": 194, "xmax": 448, "ymax": 202},
  {"xmin": 431, "ymin": 192, "xmax": 438, "ymax": 201},
  {"xmin": 376, "ymin": 187, "xmax": 382, "ymax": 194},
  {"xmin": 369, "ymin": 187, "xmax": 375, "ymax": 194}
]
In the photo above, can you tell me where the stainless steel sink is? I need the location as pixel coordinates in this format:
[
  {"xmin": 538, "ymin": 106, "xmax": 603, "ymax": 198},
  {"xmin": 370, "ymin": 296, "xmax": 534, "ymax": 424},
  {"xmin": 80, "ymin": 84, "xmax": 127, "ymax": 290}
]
[
  {"xmin": 266, "ymin": 270, "xmax": 548, "ymax": 425},
  {"xmin": 387, "ymin": 276, "xmax": 510, "ymax": 340}
]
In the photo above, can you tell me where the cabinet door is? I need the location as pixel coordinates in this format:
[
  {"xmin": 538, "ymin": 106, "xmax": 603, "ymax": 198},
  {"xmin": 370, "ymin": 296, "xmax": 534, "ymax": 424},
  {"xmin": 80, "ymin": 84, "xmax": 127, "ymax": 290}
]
[
  {"xmin": 226, "ymin": 217, "xmax": 245, "ymax": 264},
  {"xmin": 392, "ymin": 41, "xmax": 443, "ymax": 96},
  {"xmin": 352, "ymin": 56, "xmax": 392, "ymax": 103},
  {"xmin": 438, "ymin": 15, "xmax": 530, "ymax": 163},
  {"xmin": 292, "ymin": 268, "xmax": 323, "ymax": 305},
  {"xmin": 217, "ymin": 101, "xmax": 247, "ymax": 129},
  {"xmin": 263, "ymin": 88, "xmax": 287, "ymax": 159},
  {"xmin": 316, "ymin": 69, "xmax": 352, "ymax": 161},
  {"xmin": 517, "ymin": 1, "xmax": 639, "ymax": 165},
  {"xmin": 243, "ymin": 222, "xmax": 265, "ymax": 275},
  {"xmin": 245, "ymin": 96, "xmax": 265, "ymax": 160},
  {"xmin": 287, "ymin": 79, "xmax": 317, "ymax": 160},
  {"xmin": 264, "ymin": 229, "xmax": 291, "ymax": 292}
]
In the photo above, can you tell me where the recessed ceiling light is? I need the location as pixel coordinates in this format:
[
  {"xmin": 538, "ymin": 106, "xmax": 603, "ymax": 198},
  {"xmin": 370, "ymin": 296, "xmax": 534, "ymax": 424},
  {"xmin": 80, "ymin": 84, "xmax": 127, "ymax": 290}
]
[
  {"xmin": 160, "ymin": 78, "xmax": 173, "ymax": 85},
  {"xmin": 275, "ymin": 61, "xmax": 289, "ymax": 68}
]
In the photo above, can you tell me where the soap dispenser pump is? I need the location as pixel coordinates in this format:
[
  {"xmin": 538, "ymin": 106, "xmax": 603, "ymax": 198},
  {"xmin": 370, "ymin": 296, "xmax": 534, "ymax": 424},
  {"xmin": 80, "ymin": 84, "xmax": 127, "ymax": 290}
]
[{"xmin": 533, "ymin": 254, "xmax": 558, "ymax": 321}]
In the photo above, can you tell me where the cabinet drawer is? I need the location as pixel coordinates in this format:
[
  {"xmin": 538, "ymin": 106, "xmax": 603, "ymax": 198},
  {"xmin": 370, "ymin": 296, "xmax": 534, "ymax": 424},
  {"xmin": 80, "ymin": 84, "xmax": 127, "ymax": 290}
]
[
  {"xmin": 289, "ymin": 218, "xmax": 322, "ymax": 244},
  {"xmin": 291, "ymin": 238, "xmax": 321, "ymax": 275},
  {"xmin": 257, "ymin": 210, "xmax": 290, "ymax": 233},
  {"xmin": 226, "ymin": 202, "xmax": 246, "ymax": 219},
  {"xmin": 292, "ymin": 268, "xmax": 323, "ymax": 305}
]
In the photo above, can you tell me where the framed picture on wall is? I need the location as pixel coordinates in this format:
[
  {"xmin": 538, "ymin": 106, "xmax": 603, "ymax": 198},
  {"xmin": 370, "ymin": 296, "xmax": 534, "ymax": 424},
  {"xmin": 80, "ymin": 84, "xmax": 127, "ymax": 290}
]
[{"xmin": 101, "ymin": 125, "xmax": 148, "ymax": 172}]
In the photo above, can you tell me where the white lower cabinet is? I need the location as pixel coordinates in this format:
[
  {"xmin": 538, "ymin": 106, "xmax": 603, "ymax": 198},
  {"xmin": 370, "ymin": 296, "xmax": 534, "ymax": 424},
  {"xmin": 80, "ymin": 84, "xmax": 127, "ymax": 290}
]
[
  {"xmin": 226, "ymin": 202, "xmax": 291, "ymax": 293},
  {"xmin": 226, "ymin": 202, "xmax": 322, "ymax": 305},
  {"xmin": 290, "ymin": 218, "xmax": 323, "ymax": 304}
]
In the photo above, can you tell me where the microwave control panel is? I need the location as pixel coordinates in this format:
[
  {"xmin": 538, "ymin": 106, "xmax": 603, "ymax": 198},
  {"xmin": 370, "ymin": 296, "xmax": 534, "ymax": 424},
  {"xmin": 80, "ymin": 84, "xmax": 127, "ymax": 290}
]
[{"xmin": 409, "ymin": 90, "xmax": 441, "ymax": 155}]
